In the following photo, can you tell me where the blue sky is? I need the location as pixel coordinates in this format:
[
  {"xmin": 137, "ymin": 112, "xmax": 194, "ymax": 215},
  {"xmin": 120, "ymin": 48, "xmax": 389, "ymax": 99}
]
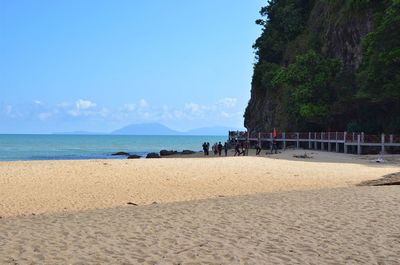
[{"xmin": 0, "ymin": 0, "xmax": 263, "ymax": 133}]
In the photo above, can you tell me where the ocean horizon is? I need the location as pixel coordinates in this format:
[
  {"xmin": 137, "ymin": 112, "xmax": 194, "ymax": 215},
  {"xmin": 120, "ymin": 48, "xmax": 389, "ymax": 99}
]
[{"xmin": 0, "ymin": 134, "xmax": 227, "ymax": 161}]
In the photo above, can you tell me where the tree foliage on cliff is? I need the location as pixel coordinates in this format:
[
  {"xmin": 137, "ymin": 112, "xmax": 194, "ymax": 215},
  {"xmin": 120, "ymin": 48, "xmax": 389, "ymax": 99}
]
[
  {"xmin": 245, "ymin": 0, "xmax": 400, "ymax": 133},
  {"xmin": 272, "ymin": 51, "xmax": 342, "ymax": 130}
]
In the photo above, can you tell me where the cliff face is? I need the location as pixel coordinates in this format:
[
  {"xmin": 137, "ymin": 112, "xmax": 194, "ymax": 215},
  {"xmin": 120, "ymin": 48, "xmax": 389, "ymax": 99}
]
[{"xmin": 245, "ymin": 0, "xmax": 399, "ymax": 133}]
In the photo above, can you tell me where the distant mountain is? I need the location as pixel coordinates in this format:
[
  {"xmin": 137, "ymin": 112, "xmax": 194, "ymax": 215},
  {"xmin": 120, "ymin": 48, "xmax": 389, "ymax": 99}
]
[
  {"xmin": 111, "ymin": 122, "xmax": 182, "ymax": 135},
  {"xmin": 185, "ymin": 126, "xmax": 243, "ymax": 136},
  {"xmin": 111, "ymin": 123, "xmax": 241, "ymax": 136}
]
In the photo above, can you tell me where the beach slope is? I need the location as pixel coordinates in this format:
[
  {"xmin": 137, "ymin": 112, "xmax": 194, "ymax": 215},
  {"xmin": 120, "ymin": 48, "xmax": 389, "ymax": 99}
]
[{"xmin": 1, "ymin": 186, "xmax": 399, "ymax": 264}]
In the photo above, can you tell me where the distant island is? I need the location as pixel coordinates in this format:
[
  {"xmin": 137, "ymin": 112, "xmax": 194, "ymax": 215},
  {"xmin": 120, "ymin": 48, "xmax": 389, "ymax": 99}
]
[{"xmin": 54, "ymin": 122, "xmax": 243, "ymax": 136}]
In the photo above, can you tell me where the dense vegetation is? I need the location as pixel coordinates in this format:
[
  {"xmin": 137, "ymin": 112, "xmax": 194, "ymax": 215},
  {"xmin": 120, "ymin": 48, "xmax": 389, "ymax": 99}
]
[{"xmin": 244, "ymin": 0, "xmax": 400, "ymax": 133}]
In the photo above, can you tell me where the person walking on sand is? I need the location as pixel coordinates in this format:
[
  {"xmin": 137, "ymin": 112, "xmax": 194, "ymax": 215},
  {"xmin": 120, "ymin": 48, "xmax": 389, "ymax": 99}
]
[
  {"xmin": 217, "ymin": 142, "xmax": 223, "ymax": 156},
  {"xmin": 240, "ymin": 142, "xmax": 246, "ymax": 156},
  {"xmin": 202, "ymin": 142, "xmax": 207, "ymax": 156},
  {"xmin": 271, "ymin": 137, "xmax": 278, "ymax": 154},
  {"xmin": 256, "ymin": 143, "xmax": 262, "ymax": 155},
  {"xmin": 234, "ymin": 142, "xmax": 241, "ymax": 156},
  {"xmin": 224, "ymin": 142, "xmax": 228, "ymax": 156}
]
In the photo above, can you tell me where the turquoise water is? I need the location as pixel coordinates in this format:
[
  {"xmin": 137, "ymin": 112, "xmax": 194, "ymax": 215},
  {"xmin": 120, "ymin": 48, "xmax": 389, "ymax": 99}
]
[{"xmin": 0, "ymin": 135, "xmax": 227, "ymax": 161}]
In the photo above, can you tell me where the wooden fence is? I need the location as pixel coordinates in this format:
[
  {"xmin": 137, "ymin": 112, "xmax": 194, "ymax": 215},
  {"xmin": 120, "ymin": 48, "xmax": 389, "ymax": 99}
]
[{"xmin": 229, "ymin": 131, "xmax": 400, "ymax": 155}]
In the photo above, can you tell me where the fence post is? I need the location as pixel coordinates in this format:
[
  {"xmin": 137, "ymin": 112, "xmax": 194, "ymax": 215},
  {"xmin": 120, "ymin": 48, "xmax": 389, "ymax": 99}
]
[
  {"xmin": 335, "ymin": 132, "xmax": 339, "ymax": 152},
  {"xmin": 321, "ymin": 132, "xmax": 325, "ymax": 151},
  {"xmin": 328, "ymin": 132, "xmax": 331, "ymax": 152},
  {"xmin": 381, "ymin": 133, "xmax": 385, "ymax": 154},
  {"xmin": 344, "ymin": 132, "xmax": 348, "ymax": 154},
  {"xmin": 390, "ymin": 134, "xmax": 393, "ymax": 144},
  {"xmin": 270, "ymin": 132, "xmax": 273, "ymax": 150},
  {"xmin": 296, "ymin": 133, "xmax": 300, "ymax": 149},
  {"xmin": 357, "ymin": 134, "xmax": 361, "ymax": 155},
  {"xmin": 314, "ymin": 132, "xmax": 317, "ymax": 149},
  {"xmin": 282, "ymin": 132, "xmax": 286, "ymax": 150},
  {"xmin": 258, "ymin": 132, "xmax": 261, "ymax": 147},
  {"xmin": 308, "ymin": 132, "xmax": 311, "ymax": 149}
]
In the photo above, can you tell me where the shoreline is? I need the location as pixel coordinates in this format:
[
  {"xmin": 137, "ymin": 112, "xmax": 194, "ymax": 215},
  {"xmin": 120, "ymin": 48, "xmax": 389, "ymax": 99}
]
[{"xmin": 2, "ymin": 148, "xmax": 400, "ymax": 162}]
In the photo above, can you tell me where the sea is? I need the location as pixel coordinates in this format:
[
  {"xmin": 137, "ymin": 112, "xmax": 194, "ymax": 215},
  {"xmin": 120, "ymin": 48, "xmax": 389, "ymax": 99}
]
[{"xmin": 0, "ymin": 134, "xmax": 227, "ymax": 161}]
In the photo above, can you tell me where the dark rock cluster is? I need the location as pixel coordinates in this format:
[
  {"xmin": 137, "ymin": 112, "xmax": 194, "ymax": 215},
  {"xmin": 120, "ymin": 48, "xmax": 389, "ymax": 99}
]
[
  {"xmin": 159, "ymin": 149, "xmax": 196, "ymax": 156},
  {"xmin": 146, "ymin": 152, "xmax": 160, "ymax": 159}
]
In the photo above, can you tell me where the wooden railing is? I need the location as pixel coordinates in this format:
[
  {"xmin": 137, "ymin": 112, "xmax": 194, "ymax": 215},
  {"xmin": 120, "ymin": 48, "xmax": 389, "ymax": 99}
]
[{"xmin": 228, "ymin": 131, "xmax": 400, "ymax": 145}]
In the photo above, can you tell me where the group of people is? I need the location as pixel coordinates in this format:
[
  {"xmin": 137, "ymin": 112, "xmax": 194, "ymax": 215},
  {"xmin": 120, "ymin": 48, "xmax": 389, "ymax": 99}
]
[
  {"xmin": 202, "ymin": 142, "xmax": 228, "ymax": 156},
  {"xmin": 234, "ymin": 142, "xmax": 247, "ymax": 156},
  {"xmin": 234, "ymin": 141, "xmax": 277, "ymax": 156},
  {"xmin": 202, "ymin": 139, "xmax": 279, "ymax": 157}
]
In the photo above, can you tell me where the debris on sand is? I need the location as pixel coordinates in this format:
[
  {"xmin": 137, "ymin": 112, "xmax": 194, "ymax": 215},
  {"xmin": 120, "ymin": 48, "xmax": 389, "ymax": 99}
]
[{"xmin": 293, "ymin": 153, "xmax": 313, "ymax": 159}]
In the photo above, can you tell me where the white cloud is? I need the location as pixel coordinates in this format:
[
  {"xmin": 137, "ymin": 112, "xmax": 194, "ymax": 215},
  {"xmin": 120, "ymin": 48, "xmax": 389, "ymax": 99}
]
[
  {"xmin": 138, "ymin": 99, "xmax": 148, "ymax": 108},
  {"xmin": 219, "ymin": 97, "xmax": 237, "ymax": 108},
  {"xmin": 67, "ymin": 109, "xmax": 80, "ymax": 116},
  {"xmin": 4, "ymin": 105, "xmax": 12, "ymax": 115},
  {"xmin": 65, "ymin": 99, "xmax": 97, "ymax": 117},
  {"xmin": 184, "ymin": 103, "xmax": 200, "ymax": 112},
  {"xmin": 184, "ymin": 103, "xmax": 209, "ymax": 114},
  {"xmin": 0, "ymin": 95, "xmax": 244, "ymax": 130},
  {"xmin": 122, "ymin": 104, "xmax": 136, "ymax": 112},
  {"xmin": 220, "ymin": 111, "xmax": 231, "ymax": 118},
  {"xmin": 76, "ymin": 99, "xmax": 96, "ymax": 110},
  {"xmin": 38, "ymin": 112, "xmax": 52, "ymax": 121},
  {"xmin": 99, "ymin": 107, "xmax": 109, "ymax": 117},
  {"xmin": 57, "ymin": 102, "xmax": 71, "ymax": 108}
]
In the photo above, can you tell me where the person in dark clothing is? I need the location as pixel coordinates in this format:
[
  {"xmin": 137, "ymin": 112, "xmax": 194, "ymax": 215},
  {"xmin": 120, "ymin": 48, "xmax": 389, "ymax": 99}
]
[
  {"xmin": 223, "ymin": 142, "xmax": 228, "ymax": 156},
  {"xmin": 202, "ymin": 142, "xmax": 207, "ymax": 156},
  {"xmin": 256, "ymin": 143, "xmax": 262, "ymax": 155},
  {"xmin": 234, "ymin": 143, "xmax": 241, "ymax": 156},
  {"xmin": 243, "ymin": 141, "xmax": 249, "ymax": 156},
  {"xmin": 217, "ymin": 142, "xmax": 223, "ymax": 156},
  {"xmin": 271, "ymin": 138, "xmax": 278, "ymax": 154},
  {"xmin": 240, "ymin": 142, "xmax": 247, "ymax": 156},
  {"xmin": 206, "ymin": 142, "xmax": 210, "ymax": 155}
]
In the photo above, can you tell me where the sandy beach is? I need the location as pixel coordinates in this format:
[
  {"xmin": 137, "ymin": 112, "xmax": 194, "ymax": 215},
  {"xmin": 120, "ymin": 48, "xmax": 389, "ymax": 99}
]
[
  {"xmin": 1, "ymin": 187, "xmax": 400, "ymax": 264},
  {"xmin": 0, "ymin": 150, "xmax": 399, "ymax": 218},
  {"xmin": 1, "ymin": 150, "xmax": 399, "ymax": 264}
]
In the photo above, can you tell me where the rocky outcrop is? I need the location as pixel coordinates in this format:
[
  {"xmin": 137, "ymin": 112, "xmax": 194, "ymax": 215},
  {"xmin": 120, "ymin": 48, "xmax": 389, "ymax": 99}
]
[
  {"xmin": 112, "ymin": 152, "xmax": 130, "ymax": 156},
  {"xmin": 146, "ymin": 153, "xmax": 160, "ymax": 159},
  {"xmin": 181, "ymin": 150, "xmax": 196, "ymax": 155},
  {"xmin": 127, "ymin": 155, "xmax": 141, "ymax": 159},
  {"xmin": 160, "ymin": 150, "xmax": 178, "ymax": 156},
  {"xmin": 159, "ymin": 150, "xmax": 197, "ymax": 156}
]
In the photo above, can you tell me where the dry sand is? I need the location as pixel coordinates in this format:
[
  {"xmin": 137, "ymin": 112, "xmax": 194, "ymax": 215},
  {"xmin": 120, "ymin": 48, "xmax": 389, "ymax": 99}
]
[
  {"xmin": 0, "ymin": 150, "xmax": 398, "ymax": 218},
  {"xmin": 1, "ymin": 151, "xmax": 399, "ymax": 264},
  {"xmin": 1, "ymin": 187, "xmax": 399, "ymax": 264}
]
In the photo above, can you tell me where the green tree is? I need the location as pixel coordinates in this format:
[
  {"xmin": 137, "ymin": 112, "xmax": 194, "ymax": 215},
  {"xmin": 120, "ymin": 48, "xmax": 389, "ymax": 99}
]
[
  {"xmin": 357, "ymin": 0, "xmax": 400, "ymax": 102},
  {"xmin": 272, "ymin": 50, "xmax": 342, "ymax": 130}
]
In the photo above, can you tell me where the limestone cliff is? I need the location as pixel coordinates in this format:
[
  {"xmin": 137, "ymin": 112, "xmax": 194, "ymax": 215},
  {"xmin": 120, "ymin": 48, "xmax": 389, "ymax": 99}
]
[{"xmin": 244, "ymin": 0, "xmax": 399, "ymax": 133}]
